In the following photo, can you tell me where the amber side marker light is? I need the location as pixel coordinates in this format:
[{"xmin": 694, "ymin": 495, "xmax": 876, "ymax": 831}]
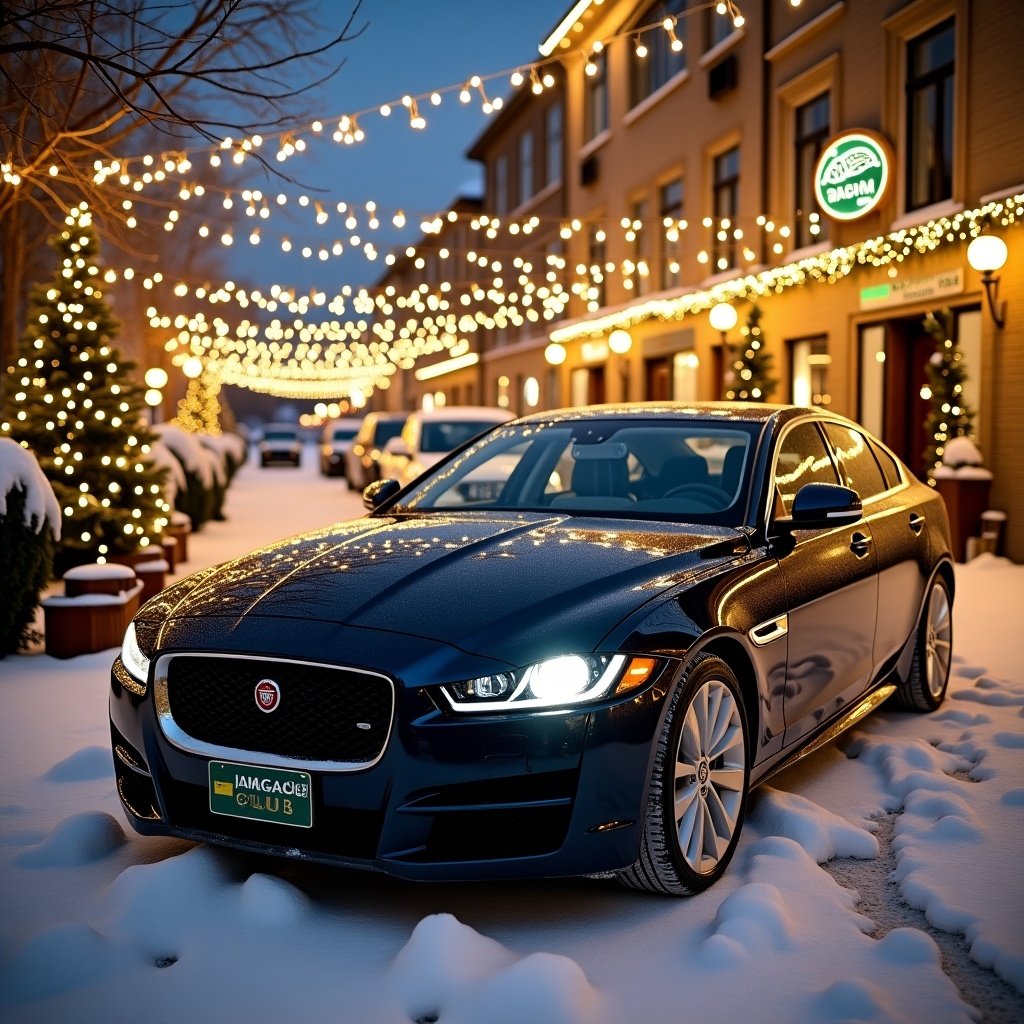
[{"xmin": 615, "ymin": 657, "xmax": 657, "ymax": 694}]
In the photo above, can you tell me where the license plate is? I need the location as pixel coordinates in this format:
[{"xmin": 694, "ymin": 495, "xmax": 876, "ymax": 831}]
[{"xmin": 209, "ymin": 760, "xmax": 312, "ymax": 828}]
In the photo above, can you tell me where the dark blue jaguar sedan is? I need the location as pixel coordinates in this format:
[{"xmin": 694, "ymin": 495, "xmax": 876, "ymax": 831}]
[{"xmin": 110, "ymin": 403, "xmax": 954, "ymax": 895}]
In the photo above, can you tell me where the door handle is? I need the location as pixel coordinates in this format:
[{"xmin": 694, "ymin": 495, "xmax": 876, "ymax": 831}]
[
  {"xmin": 850, "ymin": 532, "xmax": 872, "ymax": 557},
  {"xmin": 909, "ymin": 512, "xmax": 925, "ymax": 534}
]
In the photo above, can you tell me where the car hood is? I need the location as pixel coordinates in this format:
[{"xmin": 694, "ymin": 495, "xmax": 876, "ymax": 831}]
[{"xmin": 140, "ymin": 512, "xmax": 744, "ymax": 665}]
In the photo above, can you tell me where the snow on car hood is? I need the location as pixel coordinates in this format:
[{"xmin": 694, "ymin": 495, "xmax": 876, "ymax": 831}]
[{"xmin": 140, "ymin": 512, "xmax": 743, "ymax": 662}]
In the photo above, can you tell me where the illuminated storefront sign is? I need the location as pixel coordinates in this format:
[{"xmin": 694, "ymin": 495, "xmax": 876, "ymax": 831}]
[
  {"xmin": 815, "ymin": 131, "xmax": 893, "ymax": 221},
  {"xmin": 859, "ymin": 269, "xmax": 963, "ymax": 310}
]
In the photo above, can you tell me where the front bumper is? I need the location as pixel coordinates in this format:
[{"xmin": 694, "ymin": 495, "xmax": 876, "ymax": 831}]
[{"xmin": 109, "ymin": 651, "xmax": 674, "ymax": 881}]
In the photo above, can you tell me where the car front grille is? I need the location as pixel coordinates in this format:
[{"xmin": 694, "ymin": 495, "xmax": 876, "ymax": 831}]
[{"xmin": 156, "ymin": 654, "xmax": 394, "ymax": 768}]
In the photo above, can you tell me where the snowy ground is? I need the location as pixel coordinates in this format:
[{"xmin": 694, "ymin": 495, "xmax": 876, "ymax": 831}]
[{"xmin": 1, "ymin": 446, "xmax": 1022, "ymax": 1024}]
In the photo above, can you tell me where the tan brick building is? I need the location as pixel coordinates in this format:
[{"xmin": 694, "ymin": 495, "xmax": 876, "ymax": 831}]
[{"xmin": 380, "ymin": 0, "xmax": 1024, "ymax": 559}]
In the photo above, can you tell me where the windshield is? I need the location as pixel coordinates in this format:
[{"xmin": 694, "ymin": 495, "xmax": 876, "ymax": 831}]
[
  {"xmin": 331, "ymin": 428, "xmax": 358, "ymax": 441},
  {"xmin": 420, "ymin": 420, "xmax": 502, "ymax": 454},
  {"xmin": 395, "ymin": 418, "xmax": 762, "ymax": 525},
  {"xmin": 264, "ymin": 429, "xmax": 297, "ymax": 442}
]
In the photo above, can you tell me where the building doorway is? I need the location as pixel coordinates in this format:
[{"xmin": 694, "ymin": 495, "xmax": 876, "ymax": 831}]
[
  {"xmin": 645, "ymin": 357, "xmax": 671, "ymax": 400},
  {"xmin": 571, "ymin": 365, "xmax": 606, "ymax": 406},
  {"xmin": 858, "ymin": 306, "xmax": 981, "ymax": 479}
]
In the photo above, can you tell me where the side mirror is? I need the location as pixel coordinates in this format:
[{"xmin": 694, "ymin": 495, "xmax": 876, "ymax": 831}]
[
  {"xmin": 383, "ymin": 436, "xmax": 410, "ymax": 458},
  {"xmin": 363, "ymin": 478, "xmax": 401, "ymax": 511},
  {"xmin": 775, "ymin": 482, "xmax": 862, "ymax": 532}
]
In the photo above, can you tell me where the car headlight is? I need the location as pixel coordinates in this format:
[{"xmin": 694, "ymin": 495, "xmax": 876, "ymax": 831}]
[
  {"xmin": 440, "ymin": 653, "xmax": 657, "ymax": 713},
  {"xmin": 119, "ymin": 621, "xmax": 151, "ymax": 684}
]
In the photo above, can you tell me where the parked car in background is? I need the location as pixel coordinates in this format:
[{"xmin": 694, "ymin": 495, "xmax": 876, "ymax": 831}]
[
  {"xmin": 319, "ymin": 418, "xmax": 362, "ymax": 477},
  {"xmin": 376, "ymin": 406, "xmax": 514, "ymax": 488},
  {"xmin": 111, "ymin": 403, "xmax": 953, "ymax": 895},
  {"xmin": 344, "ymin": 412, "xmax": 408, "ymax": 491},
  {"xmin": 258, "ymin": 423, "xmax": 301, "ymax": 467}
]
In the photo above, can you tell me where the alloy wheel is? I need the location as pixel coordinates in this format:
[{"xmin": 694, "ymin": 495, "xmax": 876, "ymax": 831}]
[
  {"xmin": 925, "ymin": 582, "xmax": 952, "ymax": 699},
  {"xmin": 673, "ymin": 677, "xmax": 746, "ymax": 875}
]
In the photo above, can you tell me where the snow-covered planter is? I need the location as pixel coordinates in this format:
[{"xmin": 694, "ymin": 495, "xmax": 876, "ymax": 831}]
[
  {"xmin": 165, "ymin": 509, "xmax": 192, "ymax": 564},
  {"xmin": 932, "ymin": 436, "xmax": 994, "ymax": 562},
  {"xmin": 0, "ymin": 439, "xmax": 61, "ymax": 656},
  {"xmin": 42, "ymin": 566, "xmax": 143, "ymax": 659}
]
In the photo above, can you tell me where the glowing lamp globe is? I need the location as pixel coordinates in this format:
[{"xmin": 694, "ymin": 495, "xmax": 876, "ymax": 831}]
[
  {"xmin": 608, "ymin": 329, "xmax": 633, "ymax": 355},
  {"xmin": 182, "ymin": 356, "xmax": 204, "ymax": 379},
  {"xmin": 144, "ymin": 389, "xmax": 163, "ymax": 407},
  {"xmin": 709, "ymin": 303, "xmax": 738, "ymax": 333},
  {"xmin": 967, "ymin": 235, "xmax": 1007, "ymax": 274},
  {"xmin": 144, "ymin": 367, "xmax": 168, "ymax": 389},
  {"xmin": 545, "ymin": 343, "xmax": 567, "ymax": 366}
]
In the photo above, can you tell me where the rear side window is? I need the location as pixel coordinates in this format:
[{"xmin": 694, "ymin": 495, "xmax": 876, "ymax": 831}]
[
  {"xmin": 868, "ymin": 438, "xmax": 904, "ymax": 489},
  {"xmin": 774, "ymin": 421, "xmax": 839, "ymax": 515},
  {"xmin": 823, "ymin": 423, "xmax": 887, "ymax": 500}
]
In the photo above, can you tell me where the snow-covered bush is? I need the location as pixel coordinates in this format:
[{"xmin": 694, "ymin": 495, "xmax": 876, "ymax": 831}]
[
  {"xmin": 153, "ymin": 424, "xmax": 216, "ymax": 530},
  {"xmin": 149, "ymin": 440, "xmax": 187, "ymax": 508},
  {"xmin": 0, "ymin": 439, "xmax": 61, "ymax": 655},
  {"xmin": 201, "ymin": 432, "xmax": 247, "ymax": 482}
]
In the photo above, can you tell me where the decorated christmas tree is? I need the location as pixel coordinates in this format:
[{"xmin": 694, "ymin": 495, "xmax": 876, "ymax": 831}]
[
  {"xmin": 174, "ymin": 368, "xmax": 223, "ymax": 435},
  {"xmin": 1, "ymin": 205, "xmax": 169, "ymax": 573},
  {"xmin": 725, "ymin": 304, "xmax": 777, "ymax": 401},
  {"xmin": 921, "ymin": 309, "xmax": 975, "ymax": 478}
]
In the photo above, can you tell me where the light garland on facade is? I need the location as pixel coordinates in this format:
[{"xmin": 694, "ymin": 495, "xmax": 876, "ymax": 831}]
[{"xmin": 549, "ymin": 193, "xmax": 1024, "ymax": 345}]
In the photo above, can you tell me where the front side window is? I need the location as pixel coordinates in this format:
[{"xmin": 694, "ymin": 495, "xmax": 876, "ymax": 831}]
[
  {"xmin": 773, "ymin": 421, "xmax": 839, "ymax": 515},
  {"xmin": 584, "ymin": 50, "xmax": 608, "ymax": 141},
  {"xmin": 629, "ymin": 0, "xmax": 688, "ymax": 108},
  {"xmin": 712, "ymin": 146, "xmax": 739, "ymax": 271},
  {"xmin": 519, "ymin": 131, "xmax": 533, "ymax": 206},
  {"xmin": 660, "ymin": 177, "xmax": 684, "ymax": 290},
  {"xmin": 794, "ymin": 93, "xmax": 830, "ymax": 248},
  {"xmin": 906, "ymin": 17, "xmax": 954, "ymax": 211}
]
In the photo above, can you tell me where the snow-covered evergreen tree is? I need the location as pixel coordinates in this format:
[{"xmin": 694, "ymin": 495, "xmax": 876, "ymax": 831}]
[
  {"xmin": 1, "ymin": 205, "xmax": 169, "ymax": 572},
  {"xmin": 174, "ymin": 369, "xmax": 222, "ymax": 435},
  {"xmin": 922, "ymin": 308, "xmax": 975, "ymax": 478},
  {"xmin": 725, "ymin": 304, "xmax": 777, "ymax": 401}
]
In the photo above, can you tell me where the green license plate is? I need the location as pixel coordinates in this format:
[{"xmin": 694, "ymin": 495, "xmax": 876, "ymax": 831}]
[{"xmin": 209, "ymin": 760, "xmax": 313, "ymax": 828}]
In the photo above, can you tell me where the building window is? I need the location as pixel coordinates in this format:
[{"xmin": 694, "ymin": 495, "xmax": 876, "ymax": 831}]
[
  {"xmin": 794, "ymin": 93, "xmax": 830, "ymax": 248},
  {"xmin": 587, "ymin": 224, "xmax": 607, "ymax": 309},
  {"xmin": 627, "ymin": 198, "xmax": 648, "ymax": 295},
  {"xmin": 545, "ymin": 103, "xmax": 562, "ymax": 186},
  {"xmin": 519, "ymin": 131, "xmax": 534, "ymax": 206},
  {"xmin": 629, "ymin": 0, "xmax": 687, "ymax": 108},
  {"xmin": 711, "ymin": 146, "xmax": 739, "ymax": 271},
  {"xmin": 494, "ymin": 155, "xmax": 508, "ymax": 215},
  {"xmin": 790, "ymin": 336, "xmax": 831, "ymax": 408},
  {"xmin": 906, "ymin": 17, "xmax": 954, "ymax": 211},
  {"xmin": 584, "ymin": 50, "xmax": 608, "ymax": 142},
  {"xmin": 705, "ymin": 2, "xmax": 734, "ymax": 51},
  {"xmin": 659, "ymin": 178, "xmax": 683, "ymax": 290}
]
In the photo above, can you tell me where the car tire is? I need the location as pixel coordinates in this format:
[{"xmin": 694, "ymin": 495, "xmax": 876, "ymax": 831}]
[
  {"xmin": 894, "ymin": 575, "xmax": 952, "ymax": 712},
  {"xmin": 618, "ymin": 653, "xmax": 749, "ymax": 896}
]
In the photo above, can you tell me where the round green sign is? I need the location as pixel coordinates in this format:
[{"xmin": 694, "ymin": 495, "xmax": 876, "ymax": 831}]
[{"xmin": 814, "ymin": 131, "xmax": 892, "ymax": 221}]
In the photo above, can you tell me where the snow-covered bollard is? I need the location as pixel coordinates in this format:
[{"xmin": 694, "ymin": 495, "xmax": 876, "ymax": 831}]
[
  {"xmin": 42, "ymin": 564, "xmax": 143, "ymax": 659},
  {"xmin": 932, "ymin": 436, "xmax": 994, "ymax": 562}
]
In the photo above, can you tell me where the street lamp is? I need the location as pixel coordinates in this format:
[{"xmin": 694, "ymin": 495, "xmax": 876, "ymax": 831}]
[
  {"xmin": 967, "ymin": 234, "xmax": 1008, "ymax": 329},
  {"xmin": 609, "ymin": 329, "xmax": 633, "ymax": 401},
  {"xmin": 144, "ymin": 366, "xmax": 168, "ymax": 423},
  {"xmin": 709, "ymin": 303, "xmax": 738, "ymax": 399}
]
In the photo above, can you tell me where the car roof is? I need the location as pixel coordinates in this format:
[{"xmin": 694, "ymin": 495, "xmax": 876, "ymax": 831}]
[
  {"xmin": 409, "ymin": 406, "xmax": 515, "ymax": 424},
  {"xmin": 513, "ymin": 401, "xmax": 819, "ymax": 427}
]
